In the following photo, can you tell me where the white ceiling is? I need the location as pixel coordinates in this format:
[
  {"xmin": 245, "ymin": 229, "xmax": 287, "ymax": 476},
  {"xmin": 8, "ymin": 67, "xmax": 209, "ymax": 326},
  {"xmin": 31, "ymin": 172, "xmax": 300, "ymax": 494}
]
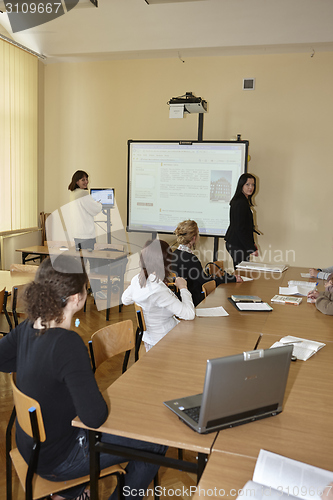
[{"xmin": 1, "ymin": 0, "xmax": 333, "ymax": 63}]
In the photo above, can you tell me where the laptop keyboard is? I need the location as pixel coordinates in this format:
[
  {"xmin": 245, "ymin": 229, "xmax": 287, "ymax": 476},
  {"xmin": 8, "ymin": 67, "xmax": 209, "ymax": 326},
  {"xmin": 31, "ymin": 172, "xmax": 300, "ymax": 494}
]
[{"xmin": 183, "ymin": 406, "xmax": 201, "ymax": 423}]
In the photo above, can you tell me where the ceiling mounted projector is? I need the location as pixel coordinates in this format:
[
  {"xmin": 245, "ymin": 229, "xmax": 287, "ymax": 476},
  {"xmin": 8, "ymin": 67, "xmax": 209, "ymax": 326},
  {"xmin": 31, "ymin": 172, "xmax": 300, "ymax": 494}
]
[{"xmin": 168, "ymin": 92, "xmax": 207, "ymax": 114}]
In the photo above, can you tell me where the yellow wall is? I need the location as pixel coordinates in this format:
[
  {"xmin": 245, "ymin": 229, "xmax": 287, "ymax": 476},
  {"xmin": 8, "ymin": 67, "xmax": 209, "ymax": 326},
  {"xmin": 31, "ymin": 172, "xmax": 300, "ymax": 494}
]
[{"xmin": 43, "ymin": 51, "xmax": 333, "ymax": 269}]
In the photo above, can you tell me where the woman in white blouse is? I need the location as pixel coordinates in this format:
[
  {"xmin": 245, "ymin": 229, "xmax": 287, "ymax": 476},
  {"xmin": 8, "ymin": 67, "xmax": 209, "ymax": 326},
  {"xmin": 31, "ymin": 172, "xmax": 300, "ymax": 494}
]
[
  {"xmin": 68, "ymin": 170, "xmax": 101, "ymax": 251},
  {"xmin": 122, "ymin": 239, "xmax": 195, "ymax": 351}
]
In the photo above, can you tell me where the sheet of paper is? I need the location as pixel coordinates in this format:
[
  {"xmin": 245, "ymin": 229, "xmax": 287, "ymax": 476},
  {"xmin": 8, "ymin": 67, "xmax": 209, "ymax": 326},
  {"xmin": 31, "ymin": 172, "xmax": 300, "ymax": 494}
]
[
  {"xmin": 239, "ymin": 276, "xmax": 253, "ymax": 281},
  {"xmin": 301, "ymin": 273, "xmax": 311, "ymax": 278},
  {"xmin": 195, "ymin": 306, "xmax": 229, "ymax": 317},
  {"xmin": 236, "ymin": 302, "xmax": 273, "ymax": 311},
  {"xmin": 279, "ymin": 285, "xmax": 314, "ymax": 296}
]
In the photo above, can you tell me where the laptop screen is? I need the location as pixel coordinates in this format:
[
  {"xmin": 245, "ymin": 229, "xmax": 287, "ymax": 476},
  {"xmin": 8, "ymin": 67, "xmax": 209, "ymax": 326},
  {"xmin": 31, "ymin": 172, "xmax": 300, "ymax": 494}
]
[{"xmin": 90, "ymin": 188, "xmax": 115, "ymax": 208}]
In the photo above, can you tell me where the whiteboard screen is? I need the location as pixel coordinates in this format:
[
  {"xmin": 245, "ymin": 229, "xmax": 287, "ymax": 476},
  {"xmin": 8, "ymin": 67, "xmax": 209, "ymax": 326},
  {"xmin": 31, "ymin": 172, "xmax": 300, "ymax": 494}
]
[{"xmin": 127, "ymin": 140, "xmax": 249, "ymax": 237}]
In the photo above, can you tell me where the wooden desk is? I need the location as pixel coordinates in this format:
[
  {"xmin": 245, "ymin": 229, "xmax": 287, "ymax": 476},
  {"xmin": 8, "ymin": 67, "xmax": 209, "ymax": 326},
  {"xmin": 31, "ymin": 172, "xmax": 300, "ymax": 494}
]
[
  {"xmin": 213, "ymin": 333, "xmax": 333, "ymax": 471},
  {"xmin": 16, "ymin": 245, "xmax": 128, "ymax": 320},
  {"xmin": 192, "ymin": 452, "xmax": 256, "ymax": 499},
  {"xmin": 73, "ymin": 266, "xmax": 333, "ymax": 499},
  {"xmin": 0, "ymin": 270, "xmax": 35, "ymax": 291},
  {"xmin": 16, "ymin": 245, "xmax": 50, "ymax": 264}
]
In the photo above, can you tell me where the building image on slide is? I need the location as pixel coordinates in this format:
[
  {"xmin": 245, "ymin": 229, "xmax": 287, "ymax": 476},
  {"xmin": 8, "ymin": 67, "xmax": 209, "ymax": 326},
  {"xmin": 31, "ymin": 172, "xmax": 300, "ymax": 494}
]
[{"xmin": 210, "ymin": 170, "xmax": 232, "ymax": 202}]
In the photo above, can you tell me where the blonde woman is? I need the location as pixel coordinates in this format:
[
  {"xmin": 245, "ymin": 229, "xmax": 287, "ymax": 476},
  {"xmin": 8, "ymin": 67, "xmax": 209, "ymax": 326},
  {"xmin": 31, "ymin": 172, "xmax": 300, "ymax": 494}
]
[{"xmin": 172, "ymin": 220, "xmax": 242, "ymax": 306}]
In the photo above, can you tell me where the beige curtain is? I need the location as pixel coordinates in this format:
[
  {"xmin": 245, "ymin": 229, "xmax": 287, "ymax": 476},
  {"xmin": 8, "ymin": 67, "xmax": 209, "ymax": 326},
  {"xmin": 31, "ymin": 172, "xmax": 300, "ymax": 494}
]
[{"xmin": 0, "ymin": 38, "xmax": 38, "ymax": 232}]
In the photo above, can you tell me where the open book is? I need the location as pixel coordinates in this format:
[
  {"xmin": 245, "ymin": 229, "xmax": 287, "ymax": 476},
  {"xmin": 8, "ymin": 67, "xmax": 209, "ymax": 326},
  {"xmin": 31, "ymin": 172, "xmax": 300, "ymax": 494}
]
[
  {"xmin": 270, "ymin": 335, "xmax": 325, "ymax": 361},
  {"xmin": 236, "ymin": 449, "xmax": 333, "ymax": 500}
]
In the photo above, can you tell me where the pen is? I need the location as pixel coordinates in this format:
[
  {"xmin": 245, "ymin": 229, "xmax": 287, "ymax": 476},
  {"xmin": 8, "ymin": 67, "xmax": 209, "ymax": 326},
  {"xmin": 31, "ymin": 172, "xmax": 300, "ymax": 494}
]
[{"xmin": 253, "ymin": 333, "xmax": 263, "ymax": 350}]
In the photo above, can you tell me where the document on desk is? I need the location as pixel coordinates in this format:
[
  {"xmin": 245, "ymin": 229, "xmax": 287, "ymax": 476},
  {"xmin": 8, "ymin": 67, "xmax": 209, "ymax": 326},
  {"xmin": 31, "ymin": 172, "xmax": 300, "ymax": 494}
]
[
  {"xmin": 236, "ymin": 449, "xmax": 333, "ymax": 500},
  {"xmin": 270, "ymin": 335, "xmax": 325, "ymax": 361},
  {"xmin": 279, "ymin": 285, "xmax": 314, "ymax": 296},
  {"xmin": 236, "ymin": 302, "xmax": 273, "ymax": 311},
  {"xmin": 195, "ymin": 306, "xmax": 229, "ymax": 317},
  {"xmin": 236, "ymin": 261, "xmax": 288, "ymax": 273}
]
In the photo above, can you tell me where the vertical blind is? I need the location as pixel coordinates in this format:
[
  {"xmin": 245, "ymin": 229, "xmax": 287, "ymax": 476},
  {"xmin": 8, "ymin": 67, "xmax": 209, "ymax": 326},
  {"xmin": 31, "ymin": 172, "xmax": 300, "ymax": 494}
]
[{"xmin": 0, "ymin": 38, "xmax": 38, "ymax": 232}]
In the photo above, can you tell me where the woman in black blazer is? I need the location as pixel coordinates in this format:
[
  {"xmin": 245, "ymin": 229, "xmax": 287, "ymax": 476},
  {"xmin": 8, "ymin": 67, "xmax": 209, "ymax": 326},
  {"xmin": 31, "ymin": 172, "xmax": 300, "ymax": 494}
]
[{"xmin": 225, "ymin": 173, "xmax": 259, "ymax": 269}]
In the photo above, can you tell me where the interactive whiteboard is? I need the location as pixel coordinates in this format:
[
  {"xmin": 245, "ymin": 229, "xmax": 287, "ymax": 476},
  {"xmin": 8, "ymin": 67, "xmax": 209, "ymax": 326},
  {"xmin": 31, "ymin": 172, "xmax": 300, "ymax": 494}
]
[{"xmin": 127, "ymin": 140, "xmax": 249, "ymax": 237}]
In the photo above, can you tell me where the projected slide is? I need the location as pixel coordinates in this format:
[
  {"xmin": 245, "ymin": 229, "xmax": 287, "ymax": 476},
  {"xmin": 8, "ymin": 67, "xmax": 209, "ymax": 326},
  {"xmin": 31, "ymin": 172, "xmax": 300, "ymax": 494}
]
[{"xmin": 127, "ymin": 141, "xmax": 248, "ymax": 237}]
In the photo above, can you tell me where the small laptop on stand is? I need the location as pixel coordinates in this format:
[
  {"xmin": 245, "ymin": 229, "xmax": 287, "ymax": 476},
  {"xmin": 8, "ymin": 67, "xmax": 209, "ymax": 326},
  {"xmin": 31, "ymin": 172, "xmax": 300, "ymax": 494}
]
[{"xmin": 164, "ymin": 345, "xmax": 292, "ymax": 434}]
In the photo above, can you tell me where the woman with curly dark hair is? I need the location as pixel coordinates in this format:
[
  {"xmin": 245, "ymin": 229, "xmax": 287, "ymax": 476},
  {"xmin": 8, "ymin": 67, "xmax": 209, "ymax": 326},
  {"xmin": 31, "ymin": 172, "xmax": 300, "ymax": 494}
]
[
  {"xmin": 0, "ymin": 255, "xmax": 166, "ymax": 500},
  {"xmin": 122, "ymin": 239, "xmax": 195, "ymax": 351}
]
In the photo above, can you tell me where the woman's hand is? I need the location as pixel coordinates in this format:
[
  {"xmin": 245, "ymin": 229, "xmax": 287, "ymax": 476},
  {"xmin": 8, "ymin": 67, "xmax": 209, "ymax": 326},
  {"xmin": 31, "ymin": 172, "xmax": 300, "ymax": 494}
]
[
  {"xmin": 175, "ymin": 277, "xmax": 188, "ymax": 290},
  {"xmin": 235, "ymin": 275, "xmax": 243, "ymax": 283},
  {"xmin": 307, "ymin": 289, "xmax": 319, "ymax": 302},
  {"xmin": 321, "ymin": 483, "xmax": 333, "ymax": 500},
  {"xmin": 251, "ymin": 250, "xmax": 259, "ymax": 257},
  {"xmin": 309, "ymin": 268, "xmax": 318, "ymax": 278}
]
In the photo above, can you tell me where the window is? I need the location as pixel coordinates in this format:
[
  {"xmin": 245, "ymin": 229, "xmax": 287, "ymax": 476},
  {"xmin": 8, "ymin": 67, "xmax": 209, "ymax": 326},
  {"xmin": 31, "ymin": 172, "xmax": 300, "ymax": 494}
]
[{"xmin": 0, "ymin": 38, "xmax": 38, "ymax": 232}]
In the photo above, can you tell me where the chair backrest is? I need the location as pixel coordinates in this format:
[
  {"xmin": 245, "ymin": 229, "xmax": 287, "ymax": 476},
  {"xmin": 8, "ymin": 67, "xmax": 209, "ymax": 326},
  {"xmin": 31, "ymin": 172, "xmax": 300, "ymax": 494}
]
[
  {"xmin": 40, "ymin": 211, "xmax": 51, "ymax": 245},
  {"xmin": 10, "ymin": 373, "xmax": 46, "ymax": 442},
  {"xmin": 94, "ymin": 243, "xmax": 124, "ymax": 252},
  {"xmin": 11, "ymin": 284, "xmax": 27, "ymax": 312},
  {"xmin": 202, "ymin": 280, "xmax": 216, "ymax": 298},
  {"xmin": 90, "ymin": 319, "xmax": 135, "ymax": 370},
  {"xmin": 134, "ymin": 303, "xmax": 146, "ymax": 332},
  {"xmin": 10, "ymin": 264, "xmax": 38, "ymax": 274},
  {"xmin": 0, "ymin": 287, "xmax": 5, "ymax": 313},
  {"xmin": 207, "ymin": 260, "xmax": 224, "ymax": 278}
]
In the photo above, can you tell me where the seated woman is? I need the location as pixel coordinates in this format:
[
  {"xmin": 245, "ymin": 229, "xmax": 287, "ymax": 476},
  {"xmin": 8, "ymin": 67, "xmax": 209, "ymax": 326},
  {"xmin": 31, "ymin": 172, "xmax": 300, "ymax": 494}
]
[
  {"xmin": 309, "ymin": 265, "xmax": 333, "ymax": 281},
  {"xmin": 307, "ymin": 273, "xmax": 333, "ymax": 315},
  {"xmin": 0, "ymin": 255, "xmax": 166, "ymax": 500},
  {"xmin": 172, "ymin": 220, "xmax": 243, "ymax": 307},
  {"xmin": 122, "ymin": 239, "xmax": 195, "ymax": 352}
]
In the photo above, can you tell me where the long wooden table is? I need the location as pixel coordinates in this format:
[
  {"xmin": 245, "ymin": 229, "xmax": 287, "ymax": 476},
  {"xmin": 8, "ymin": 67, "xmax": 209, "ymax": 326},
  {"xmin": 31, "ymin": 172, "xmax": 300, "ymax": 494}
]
[{"xmin": 72, "ymin": 267, "xmax": 333, "ymax": 499}]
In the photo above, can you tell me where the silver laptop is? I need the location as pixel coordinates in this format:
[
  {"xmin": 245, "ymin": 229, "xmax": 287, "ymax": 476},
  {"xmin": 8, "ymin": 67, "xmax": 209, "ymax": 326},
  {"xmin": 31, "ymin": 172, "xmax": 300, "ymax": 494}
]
[{"xmin": 164, "ymin": 345, "xmax": 292, "ymax": 434}]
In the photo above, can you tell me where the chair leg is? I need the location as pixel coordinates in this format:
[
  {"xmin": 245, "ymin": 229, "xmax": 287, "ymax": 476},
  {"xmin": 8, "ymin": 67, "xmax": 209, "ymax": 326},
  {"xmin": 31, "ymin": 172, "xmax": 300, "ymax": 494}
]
[
  {"xmin": 178, "ymin": 448, "xmax": 183, "ymax": 460},
  {"xmin": 117, "ymin": 471, "xmax": 125, "ymax": 500},
  {"xmin": 6, "ymin": 408, "xmax": 16, "ymax": 500},
  {"xmin": 154, "ymin": 472, "xmax": 159, "ymax": 500},
  {"xmin": 135, "ymin": 327, "xmax": 142, "ymax": 362}
]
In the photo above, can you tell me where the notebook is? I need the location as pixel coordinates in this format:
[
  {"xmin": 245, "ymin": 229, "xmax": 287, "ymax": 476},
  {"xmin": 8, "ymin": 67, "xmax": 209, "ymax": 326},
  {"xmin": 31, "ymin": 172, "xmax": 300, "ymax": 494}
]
[{"xmin": 164, "ymin": 345, "xmax": 292, "ymax": 434}]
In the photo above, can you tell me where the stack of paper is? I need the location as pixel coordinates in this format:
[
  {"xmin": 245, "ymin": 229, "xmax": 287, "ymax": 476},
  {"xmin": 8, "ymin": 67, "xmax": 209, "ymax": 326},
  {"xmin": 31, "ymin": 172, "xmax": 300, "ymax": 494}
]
[
  {"xmin": 236, "ymin": 302, "xmax": 273, "ymax": 311},
  {"xmin": 271, "ymin": 295, "xmax": 302, "ymax": 305},
  {"xmin": 270, "ymin": 335, "xmax": 325, "ymax": 361},
  {"xmin": 236, "ymin": 261, "xmax": 288, "ymax": 273}
]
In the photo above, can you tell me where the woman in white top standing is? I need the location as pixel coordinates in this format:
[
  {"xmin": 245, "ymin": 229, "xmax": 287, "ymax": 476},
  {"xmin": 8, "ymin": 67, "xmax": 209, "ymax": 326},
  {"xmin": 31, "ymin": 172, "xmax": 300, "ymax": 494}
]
[
  {"xmin": 122, "ymin": 239, "xmax": 195, "ymax": 352},
  {"xmin": 68, "ymin": 170, "xmax": 102, "ymax": 251}
]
